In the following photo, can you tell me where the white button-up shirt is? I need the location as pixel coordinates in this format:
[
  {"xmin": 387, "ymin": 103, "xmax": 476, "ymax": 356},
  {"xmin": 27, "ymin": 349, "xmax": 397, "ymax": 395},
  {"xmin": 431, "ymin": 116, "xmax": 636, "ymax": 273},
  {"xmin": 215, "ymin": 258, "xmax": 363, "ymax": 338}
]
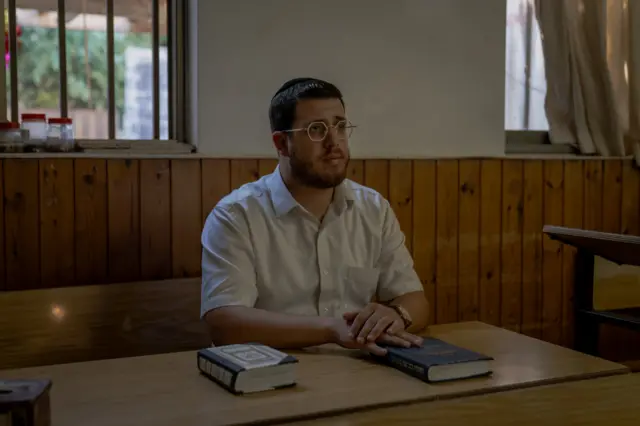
[{"xmin": 200, "ymin": 166, "xmax": 423, "ymax": 319}]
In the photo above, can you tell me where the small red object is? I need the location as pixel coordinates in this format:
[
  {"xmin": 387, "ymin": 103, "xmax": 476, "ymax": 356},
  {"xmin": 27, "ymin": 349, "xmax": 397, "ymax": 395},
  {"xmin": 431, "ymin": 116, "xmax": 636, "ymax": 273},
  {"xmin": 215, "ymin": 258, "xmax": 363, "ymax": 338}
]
[
  {"xmin": 0, "ymin": 121, "xmax": 20, "ymax": 129},
  {"xmin": 48, "ymin": 117, "xmax": 73, "ymax": 124},
  {"xmin": 21, "ymin": 113, "xmax": 46, "ymax": 121}
]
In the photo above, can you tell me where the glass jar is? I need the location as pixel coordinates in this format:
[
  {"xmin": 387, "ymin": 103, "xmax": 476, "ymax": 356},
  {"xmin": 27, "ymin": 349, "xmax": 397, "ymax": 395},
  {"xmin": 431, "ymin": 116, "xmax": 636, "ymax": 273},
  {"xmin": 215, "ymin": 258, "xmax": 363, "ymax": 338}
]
[
  {"xmin": 47, "ymin": 117, "xmax": 75, "ymax": 152},
  {"xmin": 21, "ymin": 113, "xmax": 48, "ymax": 152},
  {"xmin": 0, "ymin": 121, "xmax": 24, "ymax": 153}
]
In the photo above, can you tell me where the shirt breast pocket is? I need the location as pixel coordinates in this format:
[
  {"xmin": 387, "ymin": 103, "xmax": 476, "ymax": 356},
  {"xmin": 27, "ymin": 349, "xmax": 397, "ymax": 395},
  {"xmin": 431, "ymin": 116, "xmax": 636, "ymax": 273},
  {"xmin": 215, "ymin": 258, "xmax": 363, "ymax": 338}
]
[{"xmin": 343, "ymin": 266, "xmax": 380, "ymax": 309}]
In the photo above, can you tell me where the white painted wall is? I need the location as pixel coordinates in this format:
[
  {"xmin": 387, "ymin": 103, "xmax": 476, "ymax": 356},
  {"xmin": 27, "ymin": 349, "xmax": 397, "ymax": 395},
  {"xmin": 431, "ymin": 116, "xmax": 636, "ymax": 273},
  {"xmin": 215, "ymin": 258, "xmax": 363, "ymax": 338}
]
[{"xmin": 190, "ymin": 0, "xmax": 507, "ymax": 158}]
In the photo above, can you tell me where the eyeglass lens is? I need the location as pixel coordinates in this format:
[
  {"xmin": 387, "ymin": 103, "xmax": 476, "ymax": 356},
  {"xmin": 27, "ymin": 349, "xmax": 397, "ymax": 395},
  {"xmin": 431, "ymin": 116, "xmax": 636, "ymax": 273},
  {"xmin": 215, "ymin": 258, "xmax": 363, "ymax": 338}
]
[{"xmin": 307, "ymin": 121, "xmax": 353, "ymax": 142}]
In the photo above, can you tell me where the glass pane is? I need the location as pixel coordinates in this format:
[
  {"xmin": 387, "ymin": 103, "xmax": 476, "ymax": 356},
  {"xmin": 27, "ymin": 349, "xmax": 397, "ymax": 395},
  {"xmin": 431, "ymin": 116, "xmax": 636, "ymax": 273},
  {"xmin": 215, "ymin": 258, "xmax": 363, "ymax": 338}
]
[
  {"xmin": 528, "ymin": 13, "xmax": 549, "ymax": 131},
  {"xmin": 116, "ymin": 0, "xmax": 169, "ymax": 140},
  {"xmin": 14, "ymin": 0, "xmax": 61, "ymax": 118},
  {"xmin": 64, "ymin": 0, "xmax": 109, "ymax": 139},
  {"xmin": 505, "ymin": 0, "xmax": 549, "ymax": 131}
]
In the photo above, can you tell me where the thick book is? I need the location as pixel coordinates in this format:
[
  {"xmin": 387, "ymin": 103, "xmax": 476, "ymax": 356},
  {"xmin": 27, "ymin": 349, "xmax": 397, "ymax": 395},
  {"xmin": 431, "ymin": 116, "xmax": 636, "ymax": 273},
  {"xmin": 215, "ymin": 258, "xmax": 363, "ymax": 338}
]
[
  {"xmin": 377, "ymin": 338, "xmax": 493, "ymax": 383},
  {"xmin": 197, "ymin": 344, "xmax": 298, "ymax": 394}
]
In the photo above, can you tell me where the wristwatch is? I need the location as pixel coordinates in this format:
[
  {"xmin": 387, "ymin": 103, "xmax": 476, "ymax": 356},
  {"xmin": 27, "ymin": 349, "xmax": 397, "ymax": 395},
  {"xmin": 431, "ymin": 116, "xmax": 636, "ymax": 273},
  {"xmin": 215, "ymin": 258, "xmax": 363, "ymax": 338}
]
[{"xmin": 389, "ymin": 304, "xmax": 412, "ymax": 329}]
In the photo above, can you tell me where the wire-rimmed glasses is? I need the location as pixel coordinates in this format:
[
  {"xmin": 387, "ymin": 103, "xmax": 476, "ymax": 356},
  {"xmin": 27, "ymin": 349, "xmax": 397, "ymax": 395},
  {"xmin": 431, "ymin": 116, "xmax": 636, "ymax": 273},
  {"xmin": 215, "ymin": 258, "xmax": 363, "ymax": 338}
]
[{"xmin": 284, "ymin": 120, "xmax": 356, "ymax": 142}]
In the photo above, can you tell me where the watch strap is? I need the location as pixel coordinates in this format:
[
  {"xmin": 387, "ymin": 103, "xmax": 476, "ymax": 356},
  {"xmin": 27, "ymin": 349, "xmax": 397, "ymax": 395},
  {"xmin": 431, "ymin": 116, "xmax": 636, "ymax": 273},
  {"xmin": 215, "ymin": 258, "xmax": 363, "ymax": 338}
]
[{"xmin": 389, "ymin": 304, "xmax": 412, "ymax": 329}]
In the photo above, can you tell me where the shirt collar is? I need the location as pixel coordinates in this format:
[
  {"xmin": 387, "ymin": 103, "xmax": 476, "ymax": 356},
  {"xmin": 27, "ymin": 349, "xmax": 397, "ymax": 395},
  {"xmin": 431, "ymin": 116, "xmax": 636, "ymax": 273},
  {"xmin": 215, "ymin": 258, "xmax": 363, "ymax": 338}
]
[{"xmin": 267, "ymin": 165, "xmax": 355, "ymax": 218}]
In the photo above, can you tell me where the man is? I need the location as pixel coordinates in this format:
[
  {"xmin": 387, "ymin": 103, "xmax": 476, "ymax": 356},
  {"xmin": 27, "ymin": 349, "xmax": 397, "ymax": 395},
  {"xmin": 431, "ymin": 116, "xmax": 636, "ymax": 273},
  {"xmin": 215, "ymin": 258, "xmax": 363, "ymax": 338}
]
[{"xmin": 201, "ymin": 77, "xmax": 429, "ymax": 356}]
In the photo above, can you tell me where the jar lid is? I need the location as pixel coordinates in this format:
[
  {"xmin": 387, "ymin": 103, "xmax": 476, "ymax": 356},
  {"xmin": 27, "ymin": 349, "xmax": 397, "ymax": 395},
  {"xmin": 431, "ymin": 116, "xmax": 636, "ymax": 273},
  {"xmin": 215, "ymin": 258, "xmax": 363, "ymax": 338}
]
[
  {"xmin": 48, "ymin": 117, "xmax": 73, "ymax": 124},
  {"xmin": 0, "ymin": 121, "xmax": 20, "ymax": 129},
  {"xmin": 21, "ymin": 113, "xmax": 46, "ymax": 121}
]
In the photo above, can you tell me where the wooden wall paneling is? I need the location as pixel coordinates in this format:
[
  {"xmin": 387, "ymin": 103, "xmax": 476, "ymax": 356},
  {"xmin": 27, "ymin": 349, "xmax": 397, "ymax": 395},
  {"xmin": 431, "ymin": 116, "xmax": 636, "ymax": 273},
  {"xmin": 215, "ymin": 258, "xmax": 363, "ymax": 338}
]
[
  {"xmin": 412, "ymin": 160, "xmax": 437, "ymax": 325},
  {"xmin": 621, "ymin": 160, "xmax": 640, "ymax": 235},
  {"xmin": 140, "ymin": 160, "xmax": 172, "ymax": 280},
  {"xmin": 479, "ymin": 160, "xmax": 502, "ymax": 327},
  {"xmin": 74, "ymin": 159, "xmax": 108, "ymax": 285},
  {"xmin": 171, "ymin": 160, "xmax": 203, "ymax": 278},
  {"xmin": 202, "ymin": 159, "xmax": 231, "ymax": 224},
  {"xmin": 230, "ymin": 160, "xmax": 259, "ymax": 190},
  {"xmin": 501, "ymin": 160, "xmax": 524, "ymax": 332},
  {"xmin": 583, "ymin": 160, "xmax": 604, "ymax": 231},
  {"xmin": 521, "ymin": 160, "xmax": 543, "ymax": 339},
  {"xmin": 107, "ymin": 160, "xmax": 141, "ymax": 283},
  {"xmin": 562, "ymin": 160, "xmax": 584, "ymax": 348},
  {"xmin": 347, "ymin": 160, "xmax": 364, "ymax": 184},
  {"xmin": 364, "ymin": 160, "xmax": 389, "ymax": 199},
  {"xmin": 39, "ymin": 159, "xmax": 75, "ymax": 288},
  {"xmin": 389, "ymin": 160, "xmax": 414, "ymax": 253},
  {"xmin": 602, "ymin": 160, "xmax": 622, "ymax": 233},
  {"xmin": 3, "ymin": 160, "xmax": 40, "ymax": 290},
  {"xmin": 457, "ymin": 160, "xmax": 480, "ymax": 322},
  {"xmin": 435, "ymin": 160, "xmax": 459, "ymax": 324},
  {"xmin": 258, "ymin": 159, "xmax": 279, "ymax": 177},
  {"xmin": 542, "ymin": 160, "xmax": 564, "ymax": 344},
  {"xmin": 0, "ymin": 160, "xmax": 4, "ymax": 290}
]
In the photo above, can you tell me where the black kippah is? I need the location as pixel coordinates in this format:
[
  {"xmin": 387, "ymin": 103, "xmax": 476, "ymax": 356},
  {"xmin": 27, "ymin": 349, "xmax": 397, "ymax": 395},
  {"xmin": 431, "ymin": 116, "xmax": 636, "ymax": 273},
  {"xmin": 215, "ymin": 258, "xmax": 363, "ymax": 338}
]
[
  {"xmin": 274, "ymin": 78, "xmax": 315, "ymax": 96},
  {"xmin": 271, "ymin": 77, "xmax": 329, "ymax": 101}
]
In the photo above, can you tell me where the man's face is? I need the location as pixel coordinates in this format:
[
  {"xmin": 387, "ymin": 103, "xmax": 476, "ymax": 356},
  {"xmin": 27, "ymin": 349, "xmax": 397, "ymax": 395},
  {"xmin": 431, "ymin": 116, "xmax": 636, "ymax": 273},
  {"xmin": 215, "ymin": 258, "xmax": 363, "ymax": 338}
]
[{"xmin": 286, "ymin": 98, "xmax": 350, "ymax": 189}]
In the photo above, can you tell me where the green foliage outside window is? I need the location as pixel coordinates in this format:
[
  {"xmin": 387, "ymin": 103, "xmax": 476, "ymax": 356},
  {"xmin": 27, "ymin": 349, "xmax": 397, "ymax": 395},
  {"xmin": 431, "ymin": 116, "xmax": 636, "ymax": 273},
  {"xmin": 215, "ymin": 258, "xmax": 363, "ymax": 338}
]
[{"xmin": 9, "ymin": 26, "xmax": 159, "ymax": 120}]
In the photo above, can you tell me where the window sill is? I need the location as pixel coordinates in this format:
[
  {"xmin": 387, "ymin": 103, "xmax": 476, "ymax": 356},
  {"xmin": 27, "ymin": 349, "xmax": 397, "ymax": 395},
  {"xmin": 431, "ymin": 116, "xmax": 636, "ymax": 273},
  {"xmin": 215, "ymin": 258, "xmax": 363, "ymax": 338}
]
[
  {"xmin": 505, "ymin": 141, "xmax": 578, "ymax": 155},
  {"xmin": 0, "ymin": 139, "xmax": 197, "ymax": 159}
]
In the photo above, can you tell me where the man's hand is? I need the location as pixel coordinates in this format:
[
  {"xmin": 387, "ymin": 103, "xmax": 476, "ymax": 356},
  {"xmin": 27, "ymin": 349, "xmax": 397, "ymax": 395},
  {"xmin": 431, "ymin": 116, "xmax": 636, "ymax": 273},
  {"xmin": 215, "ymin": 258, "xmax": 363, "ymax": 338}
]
[
  {"xmin": 328, "ymin": 317, "xmax": 418, "ymax": 356},
  {"xmin": 343, "ymin": 303, "xmax": 423, "ymax": 347}
]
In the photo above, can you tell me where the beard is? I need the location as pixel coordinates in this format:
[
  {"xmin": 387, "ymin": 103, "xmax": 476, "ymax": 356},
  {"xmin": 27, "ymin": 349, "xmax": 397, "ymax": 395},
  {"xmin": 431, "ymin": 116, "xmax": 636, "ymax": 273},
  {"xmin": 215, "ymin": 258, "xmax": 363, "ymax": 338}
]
[{"xmin": 289, "ymin": 149, "xmax": 349, "ymax": 189}]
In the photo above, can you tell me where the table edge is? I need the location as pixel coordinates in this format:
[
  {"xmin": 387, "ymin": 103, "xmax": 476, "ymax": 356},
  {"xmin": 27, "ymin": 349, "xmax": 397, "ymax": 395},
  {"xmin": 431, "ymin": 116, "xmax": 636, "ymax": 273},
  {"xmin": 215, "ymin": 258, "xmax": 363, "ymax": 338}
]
[{"xmin": 252, "ymin": 367, "xmax": 630, "ymax": 426}]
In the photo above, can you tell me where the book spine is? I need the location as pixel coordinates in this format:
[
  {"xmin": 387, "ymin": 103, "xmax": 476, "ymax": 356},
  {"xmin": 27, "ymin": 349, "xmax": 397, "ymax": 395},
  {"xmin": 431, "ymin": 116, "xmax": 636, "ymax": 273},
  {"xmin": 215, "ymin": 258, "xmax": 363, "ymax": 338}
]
[
  {"xmin": 386, "ymin": 353, "xmax": 430, "ymax": 382},
  {"xmin": 197, "ymin": 354, "xmax": 239, "ymax": 392}
]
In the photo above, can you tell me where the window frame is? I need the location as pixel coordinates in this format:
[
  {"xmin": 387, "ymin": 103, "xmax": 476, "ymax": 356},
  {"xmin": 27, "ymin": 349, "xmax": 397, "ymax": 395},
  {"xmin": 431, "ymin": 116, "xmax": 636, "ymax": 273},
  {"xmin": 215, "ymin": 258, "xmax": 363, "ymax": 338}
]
[{"xmin": 0, "ymin": 0, "xmax": 193, "ymax": 152}]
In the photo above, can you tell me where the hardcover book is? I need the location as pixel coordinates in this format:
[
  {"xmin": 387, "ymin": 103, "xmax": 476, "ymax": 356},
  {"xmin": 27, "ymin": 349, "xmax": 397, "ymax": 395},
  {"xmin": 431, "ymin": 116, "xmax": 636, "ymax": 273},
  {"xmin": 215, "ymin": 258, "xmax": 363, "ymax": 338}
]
[
  {"xmin": 377, "ymin": 337, "xmax": 493, "ymax": 383},
  {"xmin": 197, "ymin": 344, "xmax": 298, "ymax": 394}
]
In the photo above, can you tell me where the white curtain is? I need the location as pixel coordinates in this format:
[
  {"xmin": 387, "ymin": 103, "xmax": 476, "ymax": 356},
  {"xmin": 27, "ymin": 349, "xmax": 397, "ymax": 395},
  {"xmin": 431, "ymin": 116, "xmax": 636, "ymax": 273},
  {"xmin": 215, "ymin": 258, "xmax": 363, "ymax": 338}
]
[{"xmin": 535, "ymin": 0, "xmax": 640, "ymax": 157}]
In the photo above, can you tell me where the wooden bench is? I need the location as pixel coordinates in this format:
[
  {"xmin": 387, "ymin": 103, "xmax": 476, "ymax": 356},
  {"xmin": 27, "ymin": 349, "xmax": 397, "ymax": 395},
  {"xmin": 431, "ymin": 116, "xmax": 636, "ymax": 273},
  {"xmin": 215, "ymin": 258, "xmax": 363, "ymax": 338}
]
[
  {"xmin": 0, "ymin": 278, "xmax": 210, "ymax": 370},
  {"xmin": 544, "ymin": 225, "xmax": 640, "ymax": 363}
]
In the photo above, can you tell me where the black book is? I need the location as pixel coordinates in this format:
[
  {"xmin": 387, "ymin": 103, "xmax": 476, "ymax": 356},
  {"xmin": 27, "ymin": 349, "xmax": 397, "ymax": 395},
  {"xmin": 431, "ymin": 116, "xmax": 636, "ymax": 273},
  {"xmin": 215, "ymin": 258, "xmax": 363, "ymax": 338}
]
[
  {"xmin": 197, "ymin": 343, "xmax": 298, "ymax": 395},
  {"xmin": 377, "ymin": 337, "xmax": 493, "ymax": 383}
]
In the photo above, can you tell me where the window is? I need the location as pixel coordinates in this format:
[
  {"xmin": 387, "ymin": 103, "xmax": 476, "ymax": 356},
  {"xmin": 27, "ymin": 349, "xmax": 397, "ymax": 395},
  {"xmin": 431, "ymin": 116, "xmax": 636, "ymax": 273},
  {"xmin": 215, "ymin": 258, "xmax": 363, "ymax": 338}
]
[
  {"xmin": 1, "ymin": 0, "xmax": 188, "ymax": 144},
  {"xmin": 505, "ymin": 0, "xmax": 549, "ymax": 131}
]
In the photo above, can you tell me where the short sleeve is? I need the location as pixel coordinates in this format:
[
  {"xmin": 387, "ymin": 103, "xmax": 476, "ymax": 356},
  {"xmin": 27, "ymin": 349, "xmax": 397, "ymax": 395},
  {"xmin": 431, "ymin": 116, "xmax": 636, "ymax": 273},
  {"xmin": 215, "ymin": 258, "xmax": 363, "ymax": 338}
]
[
  {"xmin": 376, "ymin": 199, "xmax": 424, "ymax": 302},
  {"xmin": 200, "ymin": 204, "xmax": 258, "ymax": 318}
]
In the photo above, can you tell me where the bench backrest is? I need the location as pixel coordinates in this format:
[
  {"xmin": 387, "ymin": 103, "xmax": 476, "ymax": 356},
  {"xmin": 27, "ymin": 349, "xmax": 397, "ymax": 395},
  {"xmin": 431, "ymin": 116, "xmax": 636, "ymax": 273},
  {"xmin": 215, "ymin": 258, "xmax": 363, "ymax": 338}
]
[{"xmin": 0, "ymin": 278, "xmax": 210, "ymax": 370}]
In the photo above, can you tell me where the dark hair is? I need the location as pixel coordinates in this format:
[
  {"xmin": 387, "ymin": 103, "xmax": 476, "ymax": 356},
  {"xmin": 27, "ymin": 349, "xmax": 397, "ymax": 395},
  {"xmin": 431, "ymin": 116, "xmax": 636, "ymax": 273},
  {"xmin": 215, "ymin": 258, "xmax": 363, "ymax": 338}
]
[{"xmin": 269, "ymin": 77, "xmax": 345, "ymax": 132}]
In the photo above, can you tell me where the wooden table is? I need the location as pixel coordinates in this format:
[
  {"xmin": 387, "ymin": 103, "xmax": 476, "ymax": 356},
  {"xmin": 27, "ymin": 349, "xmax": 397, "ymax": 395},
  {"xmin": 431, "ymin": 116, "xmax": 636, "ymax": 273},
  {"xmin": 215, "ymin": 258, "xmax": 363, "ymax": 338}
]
[
  {"xmin": 289, "ymin": 372, "xmax": 640, "ymax": 425},
  {"xmin": 0, "ymin": 322, "xmax": 629, "ymax": 426}
]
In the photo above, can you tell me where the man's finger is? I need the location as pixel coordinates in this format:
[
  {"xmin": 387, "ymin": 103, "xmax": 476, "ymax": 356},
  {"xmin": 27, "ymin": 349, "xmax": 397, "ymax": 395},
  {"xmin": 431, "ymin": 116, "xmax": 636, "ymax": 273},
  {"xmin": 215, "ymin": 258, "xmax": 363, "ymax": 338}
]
[
  {"xmin": 386, "ymin": 319, "xmax": 406, "ymax": 335},
  {"xmin": 364, "ymin": 341, "xmax": 387, "ymax": 356},
  {"xmin": 348, "ymin": 305, "xmax": 375, "ymax": 338},
  {"xmin": 356, "ymin": 314, "xmax": 380, "ymax": 343},
  {"xmin": 396, "ymin": 330, "xmax": 424, "ymax": 347},
  {"xmin": 367, "ymin": 316, "xmax": 394, "ymax": 342},
  {"xmin": 342, "ymin": 311, "xmax": 358, "ymax": 321},
  {"xmin": 378, "ymin": 333, "xmax": 412, "ymax": 348}
]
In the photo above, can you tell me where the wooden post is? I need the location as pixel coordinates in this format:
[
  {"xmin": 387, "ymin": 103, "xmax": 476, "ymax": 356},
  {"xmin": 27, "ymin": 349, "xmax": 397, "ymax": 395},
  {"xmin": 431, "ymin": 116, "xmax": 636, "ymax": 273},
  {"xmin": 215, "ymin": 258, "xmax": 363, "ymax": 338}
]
[{"xmin": 0, "ymin": 0, "xmax": 6, "ymax": 120}]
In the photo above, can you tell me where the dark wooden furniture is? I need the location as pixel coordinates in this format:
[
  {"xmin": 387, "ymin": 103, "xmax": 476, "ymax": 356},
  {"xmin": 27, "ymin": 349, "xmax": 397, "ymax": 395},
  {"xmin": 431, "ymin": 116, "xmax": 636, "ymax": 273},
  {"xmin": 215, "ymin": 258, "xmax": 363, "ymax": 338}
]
[
  {"xmin": 544, "ymin": 225, "xmax": 640, "ymax": 356},
  {"xmin": 0, "ymin": 278, "xmax": 210, "ymax": 370}
]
